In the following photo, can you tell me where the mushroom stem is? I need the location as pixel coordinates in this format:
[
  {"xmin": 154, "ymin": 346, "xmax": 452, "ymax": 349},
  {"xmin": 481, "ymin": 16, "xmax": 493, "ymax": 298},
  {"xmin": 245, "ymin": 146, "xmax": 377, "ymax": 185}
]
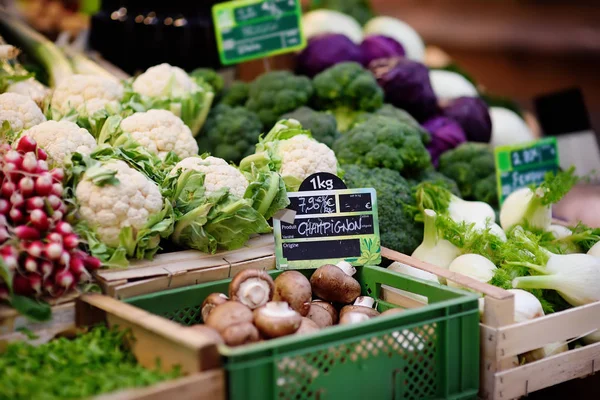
[
  {"xmin": 239, "ymin": 278, "xmax": 271, "ymax": 308},
  {"xmin": 336, "ymin": 261, "xmax": 357, "ymax": 276},
  {"xmin": 260, "ymin": 301, "xmax": 298, "ymax": 317},
  {"xmin": 354, "ymin": 296, "xmax": 375, "ymax": 308},
  {"xmin": 339, "ymin": 312, "xmax": 370, "ymax": 325}
]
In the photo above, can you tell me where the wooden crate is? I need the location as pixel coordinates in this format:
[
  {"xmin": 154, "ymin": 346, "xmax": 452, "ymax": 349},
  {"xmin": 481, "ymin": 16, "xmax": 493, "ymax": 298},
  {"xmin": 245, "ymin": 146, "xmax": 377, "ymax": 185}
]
[
  {"xmin": 381, "ymin": 247, "xmax": 600, "ymax": 400},
  {"xmin": 95, "ymin": 235, "xmax": 276, "ymax": 299}
]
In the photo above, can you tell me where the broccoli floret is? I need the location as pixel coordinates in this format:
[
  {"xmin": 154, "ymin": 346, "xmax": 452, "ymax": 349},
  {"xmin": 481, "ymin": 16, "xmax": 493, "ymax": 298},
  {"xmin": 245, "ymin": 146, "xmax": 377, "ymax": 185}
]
[
  {"xmin": 374, "ymin": 105, "xmax": 430, "ymax": 144},
  {"xmin": 220, "ymin": 81, "xmax": 249, "ymax": 107},
  {"xmin": 190, "ymin": 68, "xmax": 225, "ymax": 99},
  {"xmin": 245, "ymin": 71, "xmax": 313, "ymax": 127},
  {"xmin": 409, "ymin": 169, "xmax": 460, "ymax": 196},
  {"xmin": 312, "ymin": 62, "xmax": 384, "ymax": 132},
  {"xmin": 281, "ymin": 106, "xmax": 340, "ymax": 147},
  {"xmin": 310, "ymin": 0, "xmax": 374, "ymax": 25},
  {"xmin": 198, "ymin": 104, "xmax": 263, "ymax": 164},
  {"xmin": 438, "ymin": 142, "xmax": 498, "ymax": 208},
  {"xmin": 333, "ymin": 115, "xmax": 431, "ymax": 178},
  {"xmin": 343, "ymin": 164, "xmax": 423, "ymax": 254}
]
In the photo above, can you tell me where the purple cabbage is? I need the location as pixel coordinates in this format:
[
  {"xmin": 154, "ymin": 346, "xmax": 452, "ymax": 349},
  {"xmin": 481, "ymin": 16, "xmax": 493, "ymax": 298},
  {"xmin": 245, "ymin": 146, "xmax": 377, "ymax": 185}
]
[
  {"xmin": 369, "ymin": 57, "xmax": 438, "ymax": 122},
  {"xmin": 296, "ymin": 34, "xmax": 364, "ymax": 78},
  {"xmin": 442, "ymin": 96, "xmax": 492, "ymax": 143},
  {"xmin": 360, "ymin": 35, "xmax": 405, "ymax": 67},
  {"xmin": 423, "ymin": 117, "xmax": 467, "ymax": 167}
]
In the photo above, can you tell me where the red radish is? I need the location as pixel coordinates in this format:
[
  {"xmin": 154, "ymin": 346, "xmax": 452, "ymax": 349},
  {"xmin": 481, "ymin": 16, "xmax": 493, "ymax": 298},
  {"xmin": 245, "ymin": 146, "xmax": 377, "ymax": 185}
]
[
  {"xmin": 55, "ymin": 269, "xmax": 74, "ymax": 289},
  {"xmin": 42, "ymin": 280, "xmax": 56, "ymax": 296},
  {"xmin": 13, "ymin": 274, "xmax": 34, "ymax": 295},
  {"xmin": 2, "ymin": 162, "xmax": 20, "ymax": 181},
  {"xmin": 69, "ymin": 257, "xmax": 89, "ymax": 281},
  {"xmin": 0, "ymin": 226, "xmax": 8, "ymax": 243},
  {"xmin": 2, "ymin": 254, "xmax": 17, "ymax": 269},
  {"xmin": 55, "ymin": 221, "xmax": 72, "ymax": 236},
  {"xmin": 63, "ymin": 234, "xmax": 79, "ymax": 250},
  {"xmin": 0, "ymin": 143, "xmax": 11, "ymax": 152},
  {"xmin": 26, "ymin": 196, "xmax": 44, "ymax": 211},
  {"xmin": 29, "ymin": 274, "xmax": 42, "ymax": 294},
  {"xmin": 38, "ymin": 261, "xmax": 53, "ymax": 280},
  {"xmin": 4, "ymin": 150, "xmax": 23, "ymax": 168},
  {"xmin": 36, "ymin": 148, "xmax": 48, "ymax": 161},
  {"xmin": 24, "ymin": 256, "xmax": 38, "ymax": 273},
  {"xmin": 0, "ymin": 286, "xmax": 9, "ymax": 301},
  {"xmin": 83, "ymin": 255, "xmax": 102, "ymax": 270},
  {"xmin": 0, "ymin": 215, "xmax": 6, "ymax": 226},
  {"xmin": 22, "ymin": 152, "xmax": 38, "ymax": 173},
  {"xmin": 1, "ymin": 181, "xmax": 15, "ymax": 198},
  {"xmin": 45, "ymin": 242, "xmax": 63, "ymax": 260},
  {"xmin": 29, "ymin": 209, "xmax": 49, "ymax": 231},
  {"xmin": 35, "ymin": 174, "xmax": 53, "ymax": 196},
  {"xmin": 0, "ymin": 199, "xmax": 9, "ymax": 214},
  {"xmin": 0, "ymin": 245, "xmax": 17, "ymax": 257},
  {"xmin": 27, "ymin": 241, "xmax": 44, "ymax": 258},
  {"xmin": 16, "ymin": 136, "xmax": 37, "ymax": 153},
  {"xmin": 46, "ymin": 232, "xmax": 63, "ymax": 244},
  {"xmin": 52, "ymin": 211, "xmax": 64, "ymax": 222},
  {"xmin": 47, "ymin": 194, "xmax": 61, "ymax": 210},
  {"xmin": 50, "ymin": 168, "xmax": 64, "ymax": 182},
  {"xmin": 10, "ymin": 192, "xmax": 24, "ymax": 208},
  {"xmin": 59, "ymin": 250, "xmax": 70, "ymax": 266},
  {"xmin": 36, "ymin": 159, "xmax": 48, "ymax": 172},
  {"xmin": 18, "ymin": 176, "xmax": 34, "ymax": 197},
  {"xmin": 15, "ymin": 225, "xmax": 41, "ymax": 240},
  {"xmin": 9, "ymin": 208, "xmax": 24, "ymax": 223},
  {"xmin": 51, "ymin": 182, "xmax": 63, "ymax": 197}
]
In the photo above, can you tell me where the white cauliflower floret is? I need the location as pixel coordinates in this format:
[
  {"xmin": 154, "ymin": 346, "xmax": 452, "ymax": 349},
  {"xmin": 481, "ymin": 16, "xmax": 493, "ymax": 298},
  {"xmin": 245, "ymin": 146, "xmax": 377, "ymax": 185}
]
[
  {"xmin": 76, "ymin": 160, "xmax": 164, "ymax": 247},
  {"xmin": 22, "ymin": 120, "xmax": 97, "ymax": 167},
  {"xmin": 51, "ymin": 74, "xmax": 124, "ymax": 115},
  {"xmin": 132, "ymin": 63, "xmax": 199, "ymax": 98},
  {"xmin": 277, "ymin": 135, "xmax": 338, "ymax": 182},
  {"xmin": 120, "ymin": 109, "xmax": 199, "ymax": 160},
  {"xmin": 6, "ymin": 79, "xmax": 51, "ymax": 109},
  {"xmin": 173, "ymin": 156, "xmax": 249, "ymax": 198},
  {"xmin": 0, "ymin": 93, "xmax": 46, "ymax": 132}
]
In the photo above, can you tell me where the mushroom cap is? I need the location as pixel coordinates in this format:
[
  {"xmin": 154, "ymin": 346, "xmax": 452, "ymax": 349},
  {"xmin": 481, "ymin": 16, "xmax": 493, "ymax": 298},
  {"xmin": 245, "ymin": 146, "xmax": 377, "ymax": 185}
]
[
  {"xmin": 188, "ymin": 324, "xmax": 224, "ymax": 344},
  {"xmin": 339, "ymin": 312, "xmax": 370, "ymax": 325},
  {"xmin": 273, "ymin": 271, "xmax": 312, "ymax": 316},
  {"xmin": 205, "ymin": 301, "xmax": 253, "ymax": 333},
  {"xmin": 253, "ymin": 301, "xmax": 302, "ymax": 338},
  {"xmin": 381, "ymin": 308, "xmax": 404, "ymax": 317},
  {"xmin": 229, "ymin": 269, "xmax": 275, "ymax": 310},
  {"xmin": 340, "ymin": 305, "xmax": 380, "ymax": 319},
  {"xmin": 311, "ymin": 300, "xmax": 339, "ymax": 324},
  {"xmin": 310, "ymin": 264, "xmax": 361, "ymax": 304},
  {"xmin": 306, "ymin": 303, "xmax": 334, "ymax": 328},
  {"xmin": 296, "ymin": 317, "xmax": 321, "ymax": 335},
  {"xmin": 221, "ymin": 322, "xmax": 260, "ymax": 346},
  {"xmin": 201, "ymin": 293, "xmax": 229, "ymax": 322}
]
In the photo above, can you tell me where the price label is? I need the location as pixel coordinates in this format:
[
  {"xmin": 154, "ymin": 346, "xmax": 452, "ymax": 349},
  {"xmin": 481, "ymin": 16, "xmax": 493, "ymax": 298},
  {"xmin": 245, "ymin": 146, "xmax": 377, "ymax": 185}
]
[
  {"xmin": 212, "ymin": 0, "xmax": 306, "ymax": 66},
  {"xmin": 495, "ymin": 137, "xmax": 560, "ymax": 205},
  {"xmin": 273, "ymin": 173, "xmax": 381, "ymax": 270}
]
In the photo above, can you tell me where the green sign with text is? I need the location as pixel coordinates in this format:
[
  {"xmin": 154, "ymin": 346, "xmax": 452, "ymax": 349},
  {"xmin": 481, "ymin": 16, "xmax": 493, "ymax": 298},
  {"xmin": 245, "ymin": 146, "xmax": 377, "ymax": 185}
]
[
  {"xmin": 212, "ymin": 0, "xmax": 306, "ymax": 66},
  {"xmin": 495, "ymin": 137, "xmax": 560, "ymax": 205}
]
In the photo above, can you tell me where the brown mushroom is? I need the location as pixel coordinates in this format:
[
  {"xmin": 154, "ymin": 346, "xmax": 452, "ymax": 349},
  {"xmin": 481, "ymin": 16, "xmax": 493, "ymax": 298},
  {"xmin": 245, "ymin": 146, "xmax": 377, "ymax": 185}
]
[
  {"xmin": 273, "ymin": 271, "xmax": 312, "ymax": 316},
  {"xmin": 205, "ymin": 301, "xmax": 258, "ymax": 347},
  {"xmin": 307, "ymin": 300, "xmax": 338, "ymax": 328},
  {"xmin": 229, "ymin": 269, "xmax": 274, "ymax": 310},
  {"xmin": 381, "ymin": 308, "xmax": 404, "ymax": 317},
  {"xmin": 310, "ymin": 262, "xmax": 361, "ymax": 304},
  {"xmin": 296, "ymin": 317, "xmax": 321, "ymax": 335},
  {"xmin": 339, "ymin": 296, "xmax": 380, "ymax": 319},
  {"xmin": 253, "ymin": 301, "xmax": 302, "ymax": 338},
  {"xmin": 201, "ymin": 293, "xmax": 229, "ymax": 322},
  {"xmin": 221, "ymin": 323, "xmax": 261, "ymax": 346},
  {"xmin": 339, "ymin": 312, "xmax": 370, "ymax": 326},
  {"xmin": 188, "ymin": 325, "xmax": 224, "ymax": 344}
]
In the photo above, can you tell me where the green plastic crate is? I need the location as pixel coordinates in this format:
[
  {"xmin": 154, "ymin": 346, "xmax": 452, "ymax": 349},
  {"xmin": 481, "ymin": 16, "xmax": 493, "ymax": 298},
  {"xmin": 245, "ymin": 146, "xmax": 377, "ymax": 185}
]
[{"xmin": 125, "ymin": 265, "xmax": 480, "ymax": 400}]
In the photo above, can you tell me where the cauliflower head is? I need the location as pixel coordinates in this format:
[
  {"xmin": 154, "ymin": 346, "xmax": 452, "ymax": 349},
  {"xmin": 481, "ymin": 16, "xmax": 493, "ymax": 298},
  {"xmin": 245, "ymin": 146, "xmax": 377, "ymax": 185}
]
[
  {"xmin": 22, "ymin": 120, "xmax": 97, "ymax": 166},
  {"xmin": 6, "ymin": 78, "xmax": 51, "ymax": 109},
  {"xmin": 76, "ymin": 160, "xmax": 164, "ymax": 247},
  {"xmin": 277, "ymin": 135, "xmax": 338, "ymax": 182},
  {"xmin": 132, "ymin": 63, "xmax": 199, "ymax": 98},
  {"xmin": 173, "ymin": 156, "xmax": 249, "ymax": 198},
  {"xmin": 0, "ymin": 93, "xmax": 46, "ymax": 132},
  {"xmin": 120, "ymin": 109, "xmax": 199, "ymax": 160},
  {"xmin": 51, "ymin": 74, "xmax": 124, "ymax": 115}
]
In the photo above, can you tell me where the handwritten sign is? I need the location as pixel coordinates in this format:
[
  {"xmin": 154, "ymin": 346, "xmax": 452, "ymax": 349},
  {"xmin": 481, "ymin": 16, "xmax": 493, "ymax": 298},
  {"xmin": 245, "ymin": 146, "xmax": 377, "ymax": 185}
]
[
  {"xmin": 274, "ymin": 173, "xmax": 381, "ymax": 270},
  {"xmin": 495, "ymin": 137, "xmax": 560, "ymax": 205},
  {"xmin": 212, "ymin": 0, "xmax": 306, "ymax": 66}
]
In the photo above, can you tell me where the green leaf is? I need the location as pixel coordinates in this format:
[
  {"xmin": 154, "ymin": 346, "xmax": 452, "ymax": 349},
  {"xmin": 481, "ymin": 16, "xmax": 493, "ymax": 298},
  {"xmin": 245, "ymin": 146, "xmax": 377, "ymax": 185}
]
[
  {"xmin": 10, "ymin": 295, "xmax": 51, "ymax": 322},
  {"xmin": 244, "ymin": 168, "xmax": 290, "ymax": 219}
]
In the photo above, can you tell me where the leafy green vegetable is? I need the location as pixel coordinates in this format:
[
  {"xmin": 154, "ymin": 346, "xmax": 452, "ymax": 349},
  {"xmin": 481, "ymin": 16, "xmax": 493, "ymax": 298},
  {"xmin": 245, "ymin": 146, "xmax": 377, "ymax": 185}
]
[
  {"xmin": 244, "ymin": 168, "xmax": 290, "ymax": 220},
  {"xmin": 354, "ymin": 104, "xmax": 431, "ymax": 144},
  {"xmin": 9, "ymin": 295, "xmax": 51, "ymax": 322},
  {"xmin": 220, "ymin": 81, "xmax": 250, "ymax": 107},
  {"xmin": 281, "ymin": 106, "xmax": 340, "ymax": 147},
  {"xmin": 0, "ymin": 327, "xmax": 180, "ymax": 400}
]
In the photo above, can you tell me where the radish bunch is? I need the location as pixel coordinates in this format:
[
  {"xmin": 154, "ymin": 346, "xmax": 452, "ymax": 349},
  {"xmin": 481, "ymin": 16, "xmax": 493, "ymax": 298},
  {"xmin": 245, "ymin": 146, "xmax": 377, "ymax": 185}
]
[{"xmin": 0, "ymin": 137, "xmax": 101, "ymax": 300}]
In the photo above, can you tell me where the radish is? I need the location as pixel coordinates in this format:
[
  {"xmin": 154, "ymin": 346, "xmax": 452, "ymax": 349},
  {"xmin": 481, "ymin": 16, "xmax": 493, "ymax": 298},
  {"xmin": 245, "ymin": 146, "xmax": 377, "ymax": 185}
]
[
  {"xmin": 0, "ymin": 215, "xmax": 6, "ymax": 226},
  {"xmin": 46, "ymin": 194, "xmax": 61, "ymax": 210},
  {"xmin": 55, "ymin": 221, "xmax": 73, "ymax": 236},
  {"xmin": 27, "ymin": 241, "xmax": 44, "ymax": 258},
  {"xmin": 59, "ymin": 250, "xmax": 70, "ymax": 267},
  {"xmin": 50, "ymin": 168, "xmax": 65, "ymax": 182},
  {"xmin": 16, "ymin": 136, "xmax": 37, "ymax": 153},
  {"xmin": 13, "ymin": 274, "xmax": 34, "ymax": 295},
  {"xmin": 15, "ymin": 225, "xmax": 41, "ymax": 240},
  {"xmin": 0, "ymin": 143, "xmax": 11, "ymax": 152},
  {"xmin": 0, "ymin": 286, "xmax": 9, "ymax": 301},
  {"xmin": 10, "ymin": 192, "xmax": 24, "ymax": 208},
  {"xmin": 38, "ymin": 261, "xmax": 53, "ymax": 280},
  {"xmin": 51, "ymin": 211, "xmax": 63, "ymax": 222},
  {"xmin": 2, "ymin": 254, "xmax": 17, "ymax": 269},
  {"xmin": 55, "ymin": 269, "xmax": 74, "ymax": 289},
  {"xmin": 0, "ymin": 226, "xmax": 8, "ymax": 243},
  {"xmin": 1, "ymin": 181, "xmax": 16, "ymax": 198},
  {"xmin": 63, "ymin": 234, "xmax": 79, "ymax": 250},
  {"xmin": 34, "ymin": 174, "xmax": 53, "ymax": 196},
  {"xmin": 51, "ymin": 182, "xmax": 63, "ymax": 197},
  {"xmin": 21, "ymin": 152, "xmax": 38, "ymax": 173},
  {"xmin": 9, "ymin": 208, "xmax": 24, "ymax": 223},
  {"xmin": 69, "ymin": 257, "xmax": 90, "ymax": 282},
  {"xmin": 36, "ymin": 159, "xmax": 48, "ymax": 172},
  {"xmin": 0, "ymin": 245, "xmax": 17, "ymax": 257},
  {"xmin": 26, "ymin": 196, "xmax": 44, "ymax": 211},
  {"xmin": 46, "ymin": 232, "xmax": 63, "ymax": 244},
  {"xmin": 36, "ymin": 148, "xmax": 48, "ymax": 162},
  {"xmin": 45, "ymin": 242, "xmax": 63, "ymax": 260},
  {"xmin": 18, "ymin": 176, "xmax": 34, "ymax": 197},
  {"xmin": 0, "ymin": 199, "xmax": 9, "ymax": 214},
  {"xmin": 29, "ymin": 209, "xmax": 50, "ymax": 231},
  {"xmin": 43, "ymin": 280, "xmax": 58, "ymax": 297},
  {"xmin": 4, "ymin": 150, "xmax": 23, "ymax": 168},
  {"xmin": 24, "ymin": 256, "xmax": 38, "ymax": 273},
  {"xmin": 83, "ymin": 254, "xmax": 102, "ymax": 270}
]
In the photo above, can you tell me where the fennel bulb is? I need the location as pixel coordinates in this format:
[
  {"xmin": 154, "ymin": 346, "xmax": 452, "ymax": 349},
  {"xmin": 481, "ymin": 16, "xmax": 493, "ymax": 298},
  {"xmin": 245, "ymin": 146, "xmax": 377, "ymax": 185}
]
[
  {"xmin": 447, "ymin": 197, "xmax": 497, "ymax": 227},
  {"xmin": 548, "ymin": 224, "xmax": 572, "ymax": 240},
  {"xmin": 447, "ymin": 254, "xmax": 497, "ymax": 290},
  {"xmin": 386, "ymin": 262, "xmax": 435, "ymax": 304},
  {"xmin": 522, "ymin": 341, "xmax": 568, "ymax": 363},
  {"xmin": 478, "ymin": 289, "xmax": 544, "ymax": 323},
  {"xmin": 588, "ymin": 242, "xmax": 600, "ymax": 257},
  {"xmin": 489, "ymin": 107, "xmax": 535, "ymax": 148}
]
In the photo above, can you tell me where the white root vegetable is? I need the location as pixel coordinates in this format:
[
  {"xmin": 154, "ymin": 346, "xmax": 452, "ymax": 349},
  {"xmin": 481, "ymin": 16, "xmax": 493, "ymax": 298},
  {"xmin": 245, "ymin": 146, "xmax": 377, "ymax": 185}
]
[
  {"xmin": 588, "ymin": 242, "xmax": 600, "ymax": 257},
  {"xmin": 429, "ymin": 70, "xmax": 478, "ymax": 101},
  {"xmin": 447, "ymin": 254, "xmax": 497, "ymax": 291},
  {"xmin": 500, "ymin": 187, "xmax": 552, "ymax": 232},
  {"xmin": 363, "ymin": 16, "xmax": 425, "ymax": 61},
  {"xmin": 489, "ymin": 107, "xmax": 535, "ymax": 148},
  {"xmin": 302, "ymin": 10, "xmax": 363, "ymax": 44}
]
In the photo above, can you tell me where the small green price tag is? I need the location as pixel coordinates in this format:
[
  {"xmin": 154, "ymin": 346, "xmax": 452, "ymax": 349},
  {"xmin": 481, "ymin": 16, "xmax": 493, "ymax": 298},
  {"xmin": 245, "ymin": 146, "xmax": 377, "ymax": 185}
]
[
  {"xmin": 495, "ymin": 137, "xmax": 560, "ymax": 205},
  {"xmin": 212, "ymin": 0, "xmax": 306, "ymax": 66}
]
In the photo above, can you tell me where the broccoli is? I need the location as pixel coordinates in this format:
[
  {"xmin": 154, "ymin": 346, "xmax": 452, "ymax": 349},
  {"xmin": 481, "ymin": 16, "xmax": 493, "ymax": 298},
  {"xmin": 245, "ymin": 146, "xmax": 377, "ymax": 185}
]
[
  {"xmin": 220, "ymin": 81, "xmax": 249, "ymax": 107},
  {"xmin": 312, "ymin": 62, "xmax": 384, "ymax": 132},
  {"xmin": 190, "ymin": 68, "xmax": 225, "ymax": 99},
  {"xmin": 354, "ymin": 104, "xmax": 431, "ymax": 144},
  {"xmin": 198, "ymin": 104, "xmax": 263, "ymax": 164},
  {"xmin": 333, "ymin": 115, "xmax": 431, "ymax": 178},
  {"xmin": 438, "ymin": 142, "xmax": 498, "ymax": 208},
  {"xmin": 245, "ymin": 71, "xmax": 313, "ymax": 127},
  {"xmin": 343, "ymin": 164, "xmax": 423, "ymax": 254},
  {"xmin": 310, "ymin": 0, "xmax": 374, "ymax": 25},
  {"xmin": 281, "ymin": 106, "xmax": 340, "ymax": 147},
  {"xmin": 408, "ymin": 169, "xmax": 460, "ymax": 196}
]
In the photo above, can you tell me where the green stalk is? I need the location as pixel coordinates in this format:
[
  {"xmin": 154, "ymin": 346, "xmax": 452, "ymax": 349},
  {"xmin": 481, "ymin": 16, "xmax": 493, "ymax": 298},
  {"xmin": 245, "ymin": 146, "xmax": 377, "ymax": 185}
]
[
  {"xmin": 256, "ymin": 174, "xmax": 281, "ymax": 216},
  {"xmin": 504, "ymin": 261, "xmax": 548, "ymax": 275},
  {"xmin": 171, "ymin": 203, "xmax": 212, "ymax": 243},
  {"xmin": 421, "ymin": 209, "xmax": 439, "ymax": 248},
  {"xmin": 512, "ymin": 275, "xmax": 560, "ymax": 291}
]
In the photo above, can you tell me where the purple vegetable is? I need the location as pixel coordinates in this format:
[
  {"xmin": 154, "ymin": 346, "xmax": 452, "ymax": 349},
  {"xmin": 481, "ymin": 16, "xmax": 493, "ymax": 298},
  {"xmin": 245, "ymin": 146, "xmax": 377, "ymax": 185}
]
[
  {"xmin": 423, "ymin": 117, "xmax": 467, "ymax": 167},
  {"xmin": 297, "ymin": 34, "xmax": 364, "ymax": 78},
  {"xmin": 360, "ymin": 35, "xmax": 405, "ymax": 66},
  {"xmin": 369, "ymin": 57, "xmax": 438, "ymax": 122},
  {"xmin": 442, "ymin": 97, "xmax": 492, "ymax": 143}
]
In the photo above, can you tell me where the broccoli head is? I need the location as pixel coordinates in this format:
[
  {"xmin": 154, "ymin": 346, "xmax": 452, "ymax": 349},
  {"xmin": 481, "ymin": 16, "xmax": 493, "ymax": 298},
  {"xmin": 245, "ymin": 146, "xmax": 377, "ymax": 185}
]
[
  {"xmin": 352, "ymin": 104, "xmax": 431, "ymax": 145},
  {"xmin": 333, "ymin": 115, "xmax": 432, "ymax": 178},
  {"xmin": 408, "ymin": 169, "xmax": 460, "ymax": 196},
  {"xmin": 281, "ymin": 106, "xmax": 340, "ymax": 147},
  {"xmin": 245, "ymin": 71, "xmax": 313, "ymax": 127},
  {"xmin": 220, "ymin": 81, "xmax": 249, "ymax": 107},
  {"xmin": 438, "ymin": 142, "xmax": 498, "ymax": 208},
  {"xmin": 310, "ymin": 0, "xmax": 374, "ymax": 25},
  {"xmin": 312, "ymin": 62, "xmax": 384, "ymax": 131},
  {"xmin": 190, "ymin": 68, "xmax": 224, "ymax": 99},
  {"xmin": 343, "ymin": 164, "xmax": 423, "ymax": 254},
  {"xmin": 198, "ymin": 104, "xmax": 263, "ymax": 164}
]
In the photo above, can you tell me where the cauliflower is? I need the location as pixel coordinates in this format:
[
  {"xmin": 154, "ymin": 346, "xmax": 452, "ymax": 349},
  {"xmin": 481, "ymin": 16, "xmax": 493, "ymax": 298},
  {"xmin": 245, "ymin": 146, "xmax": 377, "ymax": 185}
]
[
  {"xmin": 76, "ymin": 160, "xmax": 164, "ymax": 248},
  {"xmin": 119, "ymin": 109, "xmax": 199, "ymax": 160},
  {"xmin": 240, "ymin": 119, "xmax": 340, "ymax": 191},
  {"xmin": 132, "ymin": 63, "xmax": 198, "ymax": 98},
  {"xmin": 21, "ymin": 120, "xmax": 97, "ymax": 166},
  {"xmin": 173, "ymin": 156, "xmax": 249, "ymax": 198},
  {"xmin": 51, "ymin": 74, "xmax": 124, "ymax": 116},
  {"xmin": 0, "ymin": 92, "xmax": 46, "ymax": 132},
  {"xmin": 6, "ymin": 78, "xmax": 51, "ymax": 109}
]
